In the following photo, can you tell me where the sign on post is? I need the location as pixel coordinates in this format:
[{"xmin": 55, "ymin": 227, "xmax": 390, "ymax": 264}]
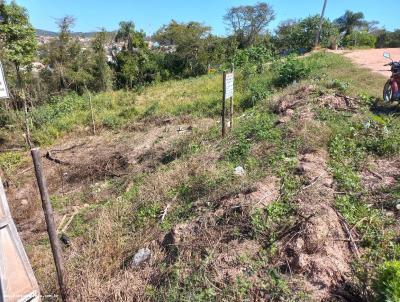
[
  {"xmin": 0, "ymin": 62, "xmax": 10, "ymax": 99},
  {"xmin": 221, "ymin": 68, "xmax": 234, "ymax": 137},
  {"xmin": 224, "ymin": 72, "xmax": 234, "ymax": 99}
]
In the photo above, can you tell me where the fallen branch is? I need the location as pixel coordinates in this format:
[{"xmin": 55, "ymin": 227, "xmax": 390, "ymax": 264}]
[
  {"xmin": 366, "ymin": 168, "xmax": 384, "ymax": 180},
  {"xmin": 51, "ymin": 143, "xmax": 86, "ymax": 153},
  {"xmin": 44, "ymin": 151, "xmax": 71, "ymax": 166},
  {"xmin": 334, "ymin": 208, "xmax": 360, "ymax": 259}
]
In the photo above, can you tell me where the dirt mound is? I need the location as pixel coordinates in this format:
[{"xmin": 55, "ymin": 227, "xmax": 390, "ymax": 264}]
[
  {"xmin": 282, "ymin": 151, "xmax": 352, "ymax": 300},
  {"xmin": 317, "ymin": 93, "xmax": 359, "ymax": 111},
  {"xmin": 274, "ymin": 85, "xmax": 316, "ymax": 116}
]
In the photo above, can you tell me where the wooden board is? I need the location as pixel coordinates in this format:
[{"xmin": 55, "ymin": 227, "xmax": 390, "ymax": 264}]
[{"xmin": 0, "ymin": 180, "xmax": 40, "ymax": 302}]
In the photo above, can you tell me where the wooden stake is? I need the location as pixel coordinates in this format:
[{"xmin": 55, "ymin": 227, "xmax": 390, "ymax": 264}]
[
  {"xmin": 222, "ymin": 71, "xmax": 226, "ymax": 138},
  {"xmin": 88, "ymin": 91, "xmax": 96, "ymax": 136},
  {"xmin": 31, "ymin": 148, "xmax": 68, "ymax": 301}
]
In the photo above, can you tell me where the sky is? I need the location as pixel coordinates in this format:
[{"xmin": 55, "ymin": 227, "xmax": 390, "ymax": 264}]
[{"xmin": 15, "ymin": 0, "xmax": 399, "ymax": 35}]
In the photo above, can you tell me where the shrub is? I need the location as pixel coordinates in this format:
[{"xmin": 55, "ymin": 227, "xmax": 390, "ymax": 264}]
[
  {"xmin": 374, "ymin": 261, "xmax": 400, "ymax": 302},
  {"xmin": 234, "ymin": 46, "xmax": 273, "ymax": 69},
  {"xmin": 272, "ymin": 56, "xmax": 311, "ymax": 87},
  {"xmin": 240, "ymin": 82, "xmax": 271, "ymax": 110},
  {"xmin": 342, "ymin": 31, "xmax": 377, "ymax": 48}
]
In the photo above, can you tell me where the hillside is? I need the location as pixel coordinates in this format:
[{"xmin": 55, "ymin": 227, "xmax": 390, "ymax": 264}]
[
  {"xmin": 36, "ymin": 28, "xmax": 101, "ymax": 38},
  {"xmin": 2, "ymin": 52, "xmax": 400, "ymax": 301}
]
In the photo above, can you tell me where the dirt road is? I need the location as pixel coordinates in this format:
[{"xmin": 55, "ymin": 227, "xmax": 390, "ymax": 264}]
[{"xmin": 330, "ymin": 48, "xmax": 400, "ymax": 77}]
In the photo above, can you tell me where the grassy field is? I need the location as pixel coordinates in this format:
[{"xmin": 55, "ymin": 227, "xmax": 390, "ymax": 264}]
[{"xmin": 3, "ymin": 51, "xmax": 400, "ymax": 301}]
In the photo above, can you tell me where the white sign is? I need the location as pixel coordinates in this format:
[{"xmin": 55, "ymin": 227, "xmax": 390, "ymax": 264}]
[
  {"xmin": 225, "ymin": 72, "xmax": 234, "ymax": 99},
  {"xmin": 0, "ymin": 62, "xmax": 10, "ymax": 99}
]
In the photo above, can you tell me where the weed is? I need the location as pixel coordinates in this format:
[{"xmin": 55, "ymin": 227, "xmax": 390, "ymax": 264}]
[
  {"xmin": 0, "ymin": 151, "xmax": 25, "ymax": 175},
  {"xmin": 327, "ymin": 79, "xmax": 349, "ymax": 92},
  {"xmin": 374, "ymin": 261, "xmax": 400, "ymax": 302},
  {"xmin": 272, "ymin": 55, "xmax": 312, "ymax": 87}
]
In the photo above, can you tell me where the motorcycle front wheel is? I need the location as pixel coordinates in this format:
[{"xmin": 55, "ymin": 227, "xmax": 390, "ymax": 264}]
[{"xmin": 383, "ymin": 81, "xmax": 393, "ymax": 102}]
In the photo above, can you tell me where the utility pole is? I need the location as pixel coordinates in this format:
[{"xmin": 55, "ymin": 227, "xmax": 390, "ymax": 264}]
[{"xmin": 315, "ymin": 0, "xmax": 328, "ymax": 48}]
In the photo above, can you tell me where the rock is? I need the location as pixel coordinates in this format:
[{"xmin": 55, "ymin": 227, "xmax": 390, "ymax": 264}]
[
  {"xmin": 131, "ymin": 248, "xmax": 151, "ymax": 267},
  {"xmin": 234, "ymin": 166, "xmax": 245, "ymax": 176},
  {"xmin": 396, "ymin": 203, "xmax": 400, "ymax": 211},
  {"xmin": 20, "ymin": 199, "xmax": 29, "ymax": 206}
]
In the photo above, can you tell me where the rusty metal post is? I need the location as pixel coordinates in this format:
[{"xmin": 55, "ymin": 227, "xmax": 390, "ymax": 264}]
[{"xmin": 31, "ymin": 148, "xmax": 68, "ymax": 301}]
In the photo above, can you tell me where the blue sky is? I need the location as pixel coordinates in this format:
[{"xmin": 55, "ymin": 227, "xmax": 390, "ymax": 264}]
[{"xmin": 16, "ymin": 0, "xmax": 399, "ymax": 35}]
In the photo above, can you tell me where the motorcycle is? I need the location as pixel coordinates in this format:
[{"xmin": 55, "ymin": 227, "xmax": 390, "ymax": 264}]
[{"xmin": 383, "ymin": 52, "xmax": 400, "ymax": 102}]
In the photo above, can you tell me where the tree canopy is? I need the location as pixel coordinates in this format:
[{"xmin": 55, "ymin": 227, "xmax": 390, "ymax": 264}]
[
  {"xmin": 0, "ymin": 0, "xmax": 37, "ymax": 68},
  {"xmin": 224, "ymin": 2, "xmax": 275, "ymax": 49},
  {"xmin": 335, "ymin": 10, "xmax": 367, "ymax": 36}
]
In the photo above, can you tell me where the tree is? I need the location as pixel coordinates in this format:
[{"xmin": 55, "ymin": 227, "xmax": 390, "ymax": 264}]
[
  {"xmin": 113, "ymin": 21, "xmax": 159, "ymax": 89},
  {"xmin": 91, "ymin": 29, "xmax": 112, "ymax": 91},
  {"xmin": 0, "ymin": 0, "xmax": 37, "ymax": 143},
  {"xmin": 40, "ymin": 16, "xmax": 95, "ymax": 94},
  {"xmin": 273, "ymin": 16, "xmax": 339, "ymax": 53},
  {"xmin": 224, "ymin": 2, "xmax": 275, "ymax": 48},
  {"xmin": 374, "ymin": 29, "xmax": 400, "ymax": 48},
  {"xmin": 115, "ymin": 21, "xmax": 145, "ymax": 52},
  {"xmin": 0, "ymin": 0, "xmax": 37, "ymax": 93},
  {"xmin": 154, "ymin": 20, "xmax": 213, "ymax": 76},
  {"xmin": 334, "ymin": 10, "xmax": 367, "ymax": 36}
]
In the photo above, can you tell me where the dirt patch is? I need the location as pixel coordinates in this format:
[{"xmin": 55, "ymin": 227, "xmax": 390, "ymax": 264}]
[
  {"xmin": 361, "ymin": 157, "xmax": 400, "ymax": 191},
  {"xmin": 329, "ymin": 48, "xmax": 400, "ymax": 77},
  {"xmin": 5, "ymin": 118, "xmax": 214, "ymax": 255},
  {"xmin": 281, "ymin": 150, "xmax": 352, "ymax": 300},
  {"xmin": 274, "ymin": 85, "xmax": 316, "ymax": 116}
]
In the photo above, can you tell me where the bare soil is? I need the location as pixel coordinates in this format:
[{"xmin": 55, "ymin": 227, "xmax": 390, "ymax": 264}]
[{"xmin": 330, "ymin": 48, "xmax": 400, "ymax": 77}]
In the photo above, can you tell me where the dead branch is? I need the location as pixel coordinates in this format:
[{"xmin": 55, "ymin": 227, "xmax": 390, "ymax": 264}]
[
  {"xmin": 366, "ymin": 168, "xmax": 384, "ymax": 180},
  {"xmin": 44, "ymin": 151, "xmax": 71, "ymax": 166},
  {"xmin": 50, "ymin": 143, "xmax": 86, "ymax": 153},
  {"xmin": 334, "ymin": 208, "xmax": 360, "ymax": 259}
]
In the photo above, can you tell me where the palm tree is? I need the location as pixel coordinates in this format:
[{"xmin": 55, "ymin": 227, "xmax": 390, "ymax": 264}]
[{"xmin": 335, "ymin": 10, "xmax": 366, "ymax": 36}]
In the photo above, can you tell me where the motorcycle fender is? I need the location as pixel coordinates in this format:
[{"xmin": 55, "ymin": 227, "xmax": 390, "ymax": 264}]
[{"xmin": 391, "ymin": 79, "xmax": 399, "ymax": 96}]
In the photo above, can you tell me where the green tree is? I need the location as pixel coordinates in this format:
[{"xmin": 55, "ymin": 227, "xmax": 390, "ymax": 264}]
[
  {"xmin": 112, "ymin": 21, "xmax": 160, "ymax": 89},
  {"xmin": 0, "ymin": 0, "xmax": 37, "ymax": 97},
  {"xmin": 40, "ymin": 16, "xmax": 94, "ymax": 93},
  {"xmin": 154, "ymin": 20, "xmax": 214, "ymax": 76},
  {"xmin": 273, "ymin": 15, "xmax": 339, "ymax": 52},
  {"xmin": 376, "ymin": 29, "xmax": 400, "ymax": 48},
  {"xmin": 91, "ymin": 29, "xmax": 112, "ymax": 91},
  {"xmin": 115, "ymin": 21, "xmax": 145, "ymax": 52},
  {"xmin": 342, "ymin": 31, "xmax": 377, "ymax": 48},
  {"xmin": 334, "ymin": 10, "xmax": 367, "ymax": 36},
  {"xmin": 0, "ymin": 0, "xmax": 37, "ymax": 143},
  {"xmin": 224, "ymin": 2, "xmax": 275, "ymax": 49}
]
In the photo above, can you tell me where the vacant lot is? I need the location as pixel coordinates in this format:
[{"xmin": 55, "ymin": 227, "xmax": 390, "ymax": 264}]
[{"xmin": 331, "ymin": 48, "xmax": 400, "ymax": 77}]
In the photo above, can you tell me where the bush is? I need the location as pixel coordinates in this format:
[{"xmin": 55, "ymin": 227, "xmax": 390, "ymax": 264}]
[
  {"xmin": 234, "ymin": 46, "xmax": 273, "ymax": 69},
  {"xmin": 240, "ymin": 82, "xmax": 271, "ymax": 110},
  {"xmin": 272, "ymin": 56, "xmax": 311, "ymax": 87},
  {"xmin": 374, "ymin": 261, "xmax": 400, "ymax": 302},
  {"xmin": 342, "ymin": 31, "xmax": 377, "ymax": 48}
]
